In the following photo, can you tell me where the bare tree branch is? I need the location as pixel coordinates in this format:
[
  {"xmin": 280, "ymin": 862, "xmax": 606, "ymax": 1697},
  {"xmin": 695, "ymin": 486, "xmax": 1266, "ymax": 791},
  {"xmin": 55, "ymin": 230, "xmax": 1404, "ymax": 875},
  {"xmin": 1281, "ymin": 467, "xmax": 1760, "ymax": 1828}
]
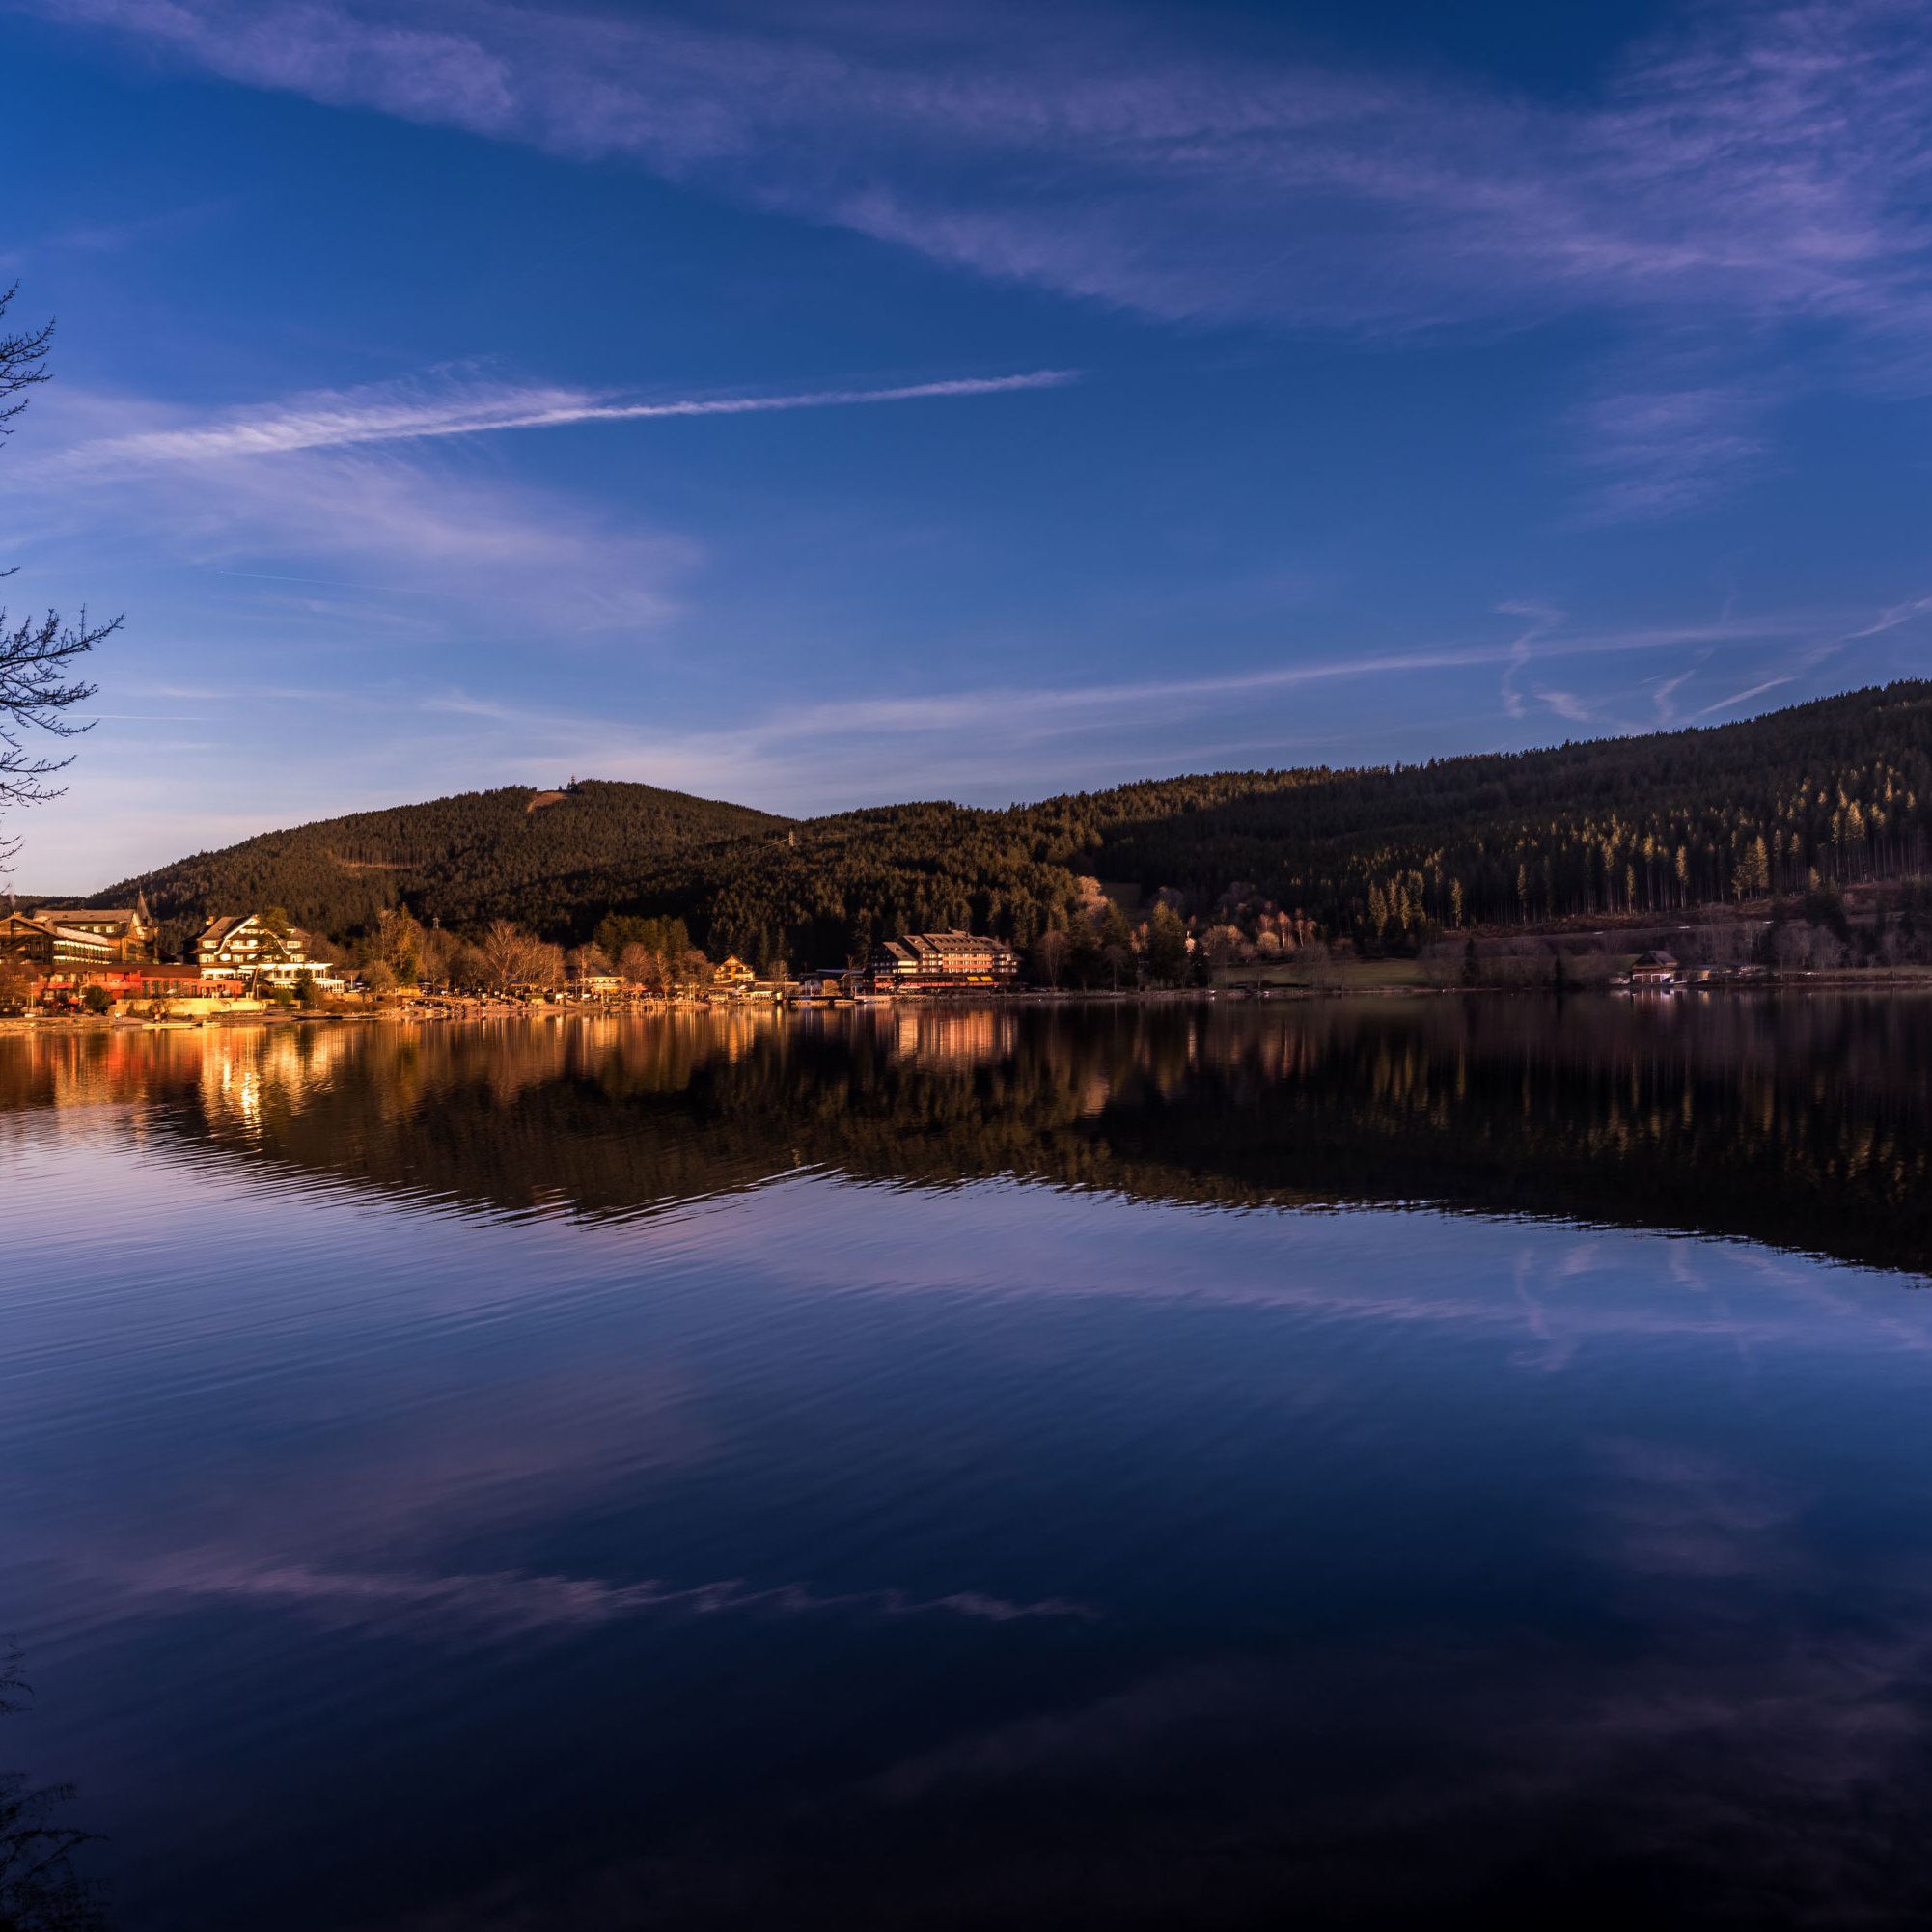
[
  {"xmin": 0, "ymin": 284, "xmax": 52, "ymax": 444},
  {"xmin": 0, "ymin": 286, "xmax": 119, "ymax": 876}
]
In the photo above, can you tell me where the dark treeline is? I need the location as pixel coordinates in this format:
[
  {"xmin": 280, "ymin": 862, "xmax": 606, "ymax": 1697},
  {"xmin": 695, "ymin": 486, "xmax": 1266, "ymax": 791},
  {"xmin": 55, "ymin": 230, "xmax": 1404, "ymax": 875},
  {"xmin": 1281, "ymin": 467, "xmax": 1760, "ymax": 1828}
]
[
  {"xmin": 1097, "ymin": 680, "xmax": 1932, "ymax": 932},
  {"xmin": 11, "ymin": 995, "xmax": 1929, "ymax": 1280},
  {"xmin": 91, "ymin": 780, "xmax": 786, "ymax": 959},
  {"xmin": 88, "ymin": 682, "xmax": 1932, "ymax": 965}
]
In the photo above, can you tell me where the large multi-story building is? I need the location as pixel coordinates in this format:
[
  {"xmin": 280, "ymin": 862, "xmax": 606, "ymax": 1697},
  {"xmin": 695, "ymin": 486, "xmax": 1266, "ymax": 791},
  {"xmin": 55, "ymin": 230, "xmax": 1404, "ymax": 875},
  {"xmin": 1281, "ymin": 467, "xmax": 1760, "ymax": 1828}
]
[
  {"xmin": 27, "ymin": 899, "xmax": 156, "ymax": 963},
  {"xmin": 0, "ymin": 911, "xmax": 115, "ymax": 973},
  {"xmin": 868, "ymin": 930, "xmax": 1021, "ymax": 993}
]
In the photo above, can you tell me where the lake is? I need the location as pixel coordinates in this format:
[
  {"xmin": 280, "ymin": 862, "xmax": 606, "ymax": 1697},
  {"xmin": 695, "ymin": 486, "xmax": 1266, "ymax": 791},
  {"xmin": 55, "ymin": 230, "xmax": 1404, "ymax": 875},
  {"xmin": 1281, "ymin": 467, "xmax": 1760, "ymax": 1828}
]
[{"xmin": 7, "ymin": 995, "xmax": 1932, "ymax": 1929}]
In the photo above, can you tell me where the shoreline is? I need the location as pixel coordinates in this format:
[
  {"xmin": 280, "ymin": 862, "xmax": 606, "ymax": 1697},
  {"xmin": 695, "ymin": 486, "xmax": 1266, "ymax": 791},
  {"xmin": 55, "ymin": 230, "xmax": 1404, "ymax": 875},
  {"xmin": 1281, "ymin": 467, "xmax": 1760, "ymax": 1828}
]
[{"xmin": 7, "ymin": 974, "xmax": 1932, "ymax": 1035}]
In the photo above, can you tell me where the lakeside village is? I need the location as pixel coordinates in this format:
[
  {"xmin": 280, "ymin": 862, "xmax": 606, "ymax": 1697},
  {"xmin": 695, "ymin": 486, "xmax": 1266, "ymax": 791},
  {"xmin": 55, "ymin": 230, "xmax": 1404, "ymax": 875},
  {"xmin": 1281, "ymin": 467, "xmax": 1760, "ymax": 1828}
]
[
  {"xmin": 5, "ymin": 868, "xmax": 1929, "ymax": 1026},
  {"xmin": 0, "ymin": 903, "xmax": 1044, "ymax": 1020}
]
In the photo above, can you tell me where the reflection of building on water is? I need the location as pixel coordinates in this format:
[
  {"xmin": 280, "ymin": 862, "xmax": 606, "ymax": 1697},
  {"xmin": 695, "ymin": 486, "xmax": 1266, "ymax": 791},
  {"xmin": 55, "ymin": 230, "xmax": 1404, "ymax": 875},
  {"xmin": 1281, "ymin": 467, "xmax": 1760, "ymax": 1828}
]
[
  {"xmin": 888, "ymin": 1006, "xmax": 1015, "ymax": 1068},
  {"xmin": 0, "ymin": 1018, "xmax": 373, "ymax": 1123},
  {"xmin": 196, "ymin": 1024, "xmax": 368, "ymax": 1131}
]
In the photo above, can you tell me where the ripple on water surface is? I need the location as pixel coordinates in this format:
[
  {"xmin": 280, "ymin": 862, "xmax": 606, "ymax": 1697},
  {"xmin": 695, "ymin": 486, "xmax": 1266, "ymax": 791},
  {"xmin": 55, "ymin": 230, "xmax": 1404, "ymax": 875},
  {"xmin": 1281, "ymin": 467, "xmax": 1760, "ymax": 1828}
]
[{"xmin": 5, "ymin": 1005, "xmax": 1932, "ymax": 1929}]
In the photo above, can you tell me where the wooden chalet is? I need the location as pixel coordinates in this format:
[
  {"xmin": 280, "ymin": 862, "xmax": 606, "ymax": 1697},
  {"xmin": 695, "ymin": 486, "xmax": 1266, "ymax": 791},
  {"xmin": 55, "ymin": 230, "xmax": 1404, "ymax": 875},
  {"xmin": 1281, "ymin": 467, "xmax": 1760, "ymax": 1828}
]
[
  {"xmin": 193, "ymin": 913, "xmax": 342, "ymax": 990},
  {"xmin": 196, "ymin": 912, "xmax": 297, "ymax": 974}
]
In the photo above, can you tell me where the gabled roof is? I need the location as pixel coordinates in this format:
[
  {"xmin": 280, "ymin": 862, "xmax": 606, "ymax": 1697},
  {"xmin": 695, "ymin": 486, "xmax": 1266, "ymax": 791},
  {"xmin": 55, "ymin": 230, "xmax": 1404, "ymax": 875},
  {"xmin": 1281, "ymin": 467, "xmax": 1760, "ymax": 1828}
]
[
  {"xmin": 197, "ymin": 914, "xmax": 310, "ymax": 952},
  {"xmin": 1, "ymin": 912, "xmax": 111, "ymax": 952}
]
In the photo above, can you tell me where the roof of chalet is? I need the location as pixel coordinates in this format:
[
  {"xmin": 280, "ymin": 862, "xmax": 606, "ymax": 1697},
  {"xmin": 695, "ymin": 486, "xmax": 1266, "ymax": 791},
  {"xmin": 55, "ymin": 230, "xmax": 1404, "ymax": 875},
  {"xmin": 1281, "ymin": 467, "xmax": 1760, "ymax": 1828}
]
[{"xmin": 197, "ymin": 913, "xmax": 312, "ymax": 949}]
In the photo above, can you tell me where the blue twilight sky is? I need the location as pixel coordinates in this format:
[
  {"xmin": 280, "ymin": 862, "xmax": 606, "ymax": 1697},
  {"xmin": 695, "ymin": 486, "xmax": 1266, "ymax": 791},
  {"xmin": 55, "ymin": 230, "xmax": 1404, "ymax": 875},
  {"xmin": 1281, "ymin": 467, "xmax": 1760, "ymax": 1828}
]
[{"xmin": 6, "ymin": 0, "xmax": 1932, "ymax": 889}]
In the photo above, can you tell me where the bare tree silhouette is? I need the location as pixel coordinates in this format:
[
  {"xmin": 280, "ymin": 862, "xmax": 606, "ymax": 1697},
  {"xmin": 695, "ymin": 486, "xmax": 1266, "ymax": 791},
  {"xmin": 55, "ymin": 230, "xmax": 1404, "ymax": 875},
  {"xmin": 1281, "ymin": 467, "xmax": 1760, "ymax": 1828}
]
[{"xmin": 1, "ymin": 286, "xmax": 119, "ymax": 877}]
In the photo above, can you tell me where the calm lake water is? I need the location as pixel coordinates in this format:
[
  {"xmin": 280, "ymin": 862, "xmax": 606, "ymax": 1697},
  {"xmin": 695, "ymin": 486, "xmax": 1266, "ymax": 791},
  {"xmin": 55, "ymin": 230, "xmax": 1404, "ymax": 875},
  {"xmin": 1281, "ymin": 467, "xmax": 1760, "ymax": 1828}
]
[{"xmin": 7, "ymin": 996, "xmax": 1932, "ymax": 1929}]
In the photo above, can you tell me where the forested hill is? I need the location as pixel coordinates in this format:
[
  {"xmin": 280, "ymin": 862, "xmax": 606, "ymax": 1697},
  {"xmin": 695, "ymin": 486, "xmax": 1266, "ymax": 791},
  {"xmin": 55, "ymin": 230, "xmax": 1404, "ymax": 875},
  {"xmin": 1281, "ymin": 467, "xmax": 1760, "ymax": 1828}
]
[
  {"xmin": 94, "ymin": 781, "xmax": 790, "ymax": 952},
  {"xmin": 575, "ymin": 681, "xmax": 1932, "ymax": 965},
  {"xmin": 95, "ymin": 680, "xmax": 1932, "ymax": 964}
]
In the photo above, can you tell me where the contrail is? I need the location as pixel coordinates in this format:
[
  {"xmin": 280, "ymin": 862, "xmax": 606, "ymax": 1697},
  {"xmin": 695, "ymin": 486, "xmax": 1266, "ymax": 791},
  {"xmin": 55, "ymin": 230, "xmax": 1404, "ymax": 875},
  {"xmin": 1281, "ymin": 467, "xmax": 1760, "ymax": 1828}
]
[
  {"xmin": 38, "ymin": 370, "xmax": 1083, "ymax": 474},
  {"xmin": 525, "ymin": 370, "xmax": 1079, "ymax": 428}
]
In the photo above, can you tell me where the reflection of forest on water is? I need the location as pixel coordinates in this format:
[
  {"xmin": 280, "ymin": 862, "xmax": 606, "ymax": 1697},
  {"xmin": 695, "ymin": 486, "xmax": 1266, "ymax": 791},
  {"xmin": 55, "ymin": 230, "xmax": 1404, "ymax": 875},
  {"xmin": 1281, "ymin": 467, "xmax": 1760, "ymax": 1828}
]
[{"xmin": 4, "ymin": 993, "xmax": 1929, "ymax": 1276}]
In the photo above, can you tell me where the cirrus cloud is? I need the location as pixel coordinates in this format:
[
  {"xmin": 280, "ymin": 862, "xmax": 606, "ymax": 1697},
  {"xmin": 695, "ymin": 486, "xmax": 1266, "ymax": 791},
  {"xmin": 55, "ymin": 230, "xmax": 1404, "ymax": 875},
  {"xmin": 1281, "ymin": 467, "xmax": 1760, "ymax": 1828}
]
[
  {"xmin": 28, "ymin": 0, "xmax": 1932, "ymax": 521},
  {"xmin": 23, "ymin": 0, "xmax": 1932, "ymax": 342}
]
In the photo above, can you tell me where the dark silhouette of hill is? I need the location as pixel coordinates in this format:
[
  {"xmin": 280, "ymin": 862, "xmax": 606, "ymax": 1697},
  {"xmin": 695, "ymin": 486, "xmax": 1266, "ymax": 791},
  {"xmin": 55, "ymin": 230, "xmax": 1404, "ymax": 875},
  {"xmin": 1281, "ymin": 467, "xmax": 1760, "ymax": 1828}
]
[
  {"xmin": 620, "ymin": 681, "xmax": 1932, "ymax": 964},
  {"xmin": 92, "ymin": 780, "xmax": 790, "ymax": 951},
  {"xmin": 92, "ymin": 681, "xmax": 1932, "ymax": 961}
]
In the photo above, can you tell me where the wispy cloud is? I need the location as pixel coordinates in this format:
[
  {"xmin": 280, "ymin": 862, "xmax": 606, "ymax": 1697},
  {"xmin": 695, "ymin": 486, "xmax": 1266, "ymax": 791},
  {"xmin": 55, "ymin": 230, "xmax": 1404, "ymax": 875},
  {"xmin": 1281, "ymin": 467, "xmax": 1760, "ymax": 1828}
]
[
  {"xmin": 33, "ymin": 0, "xmax": 1932, "ymax": 341},
  {"xmin": 1649, "ymin": 669, "xmax": 1699, "ymax": 726},
  {"xmin": 1, "ymin": 361, "xmax": 1077, "ymax": 659},
  {"xmin": 36, "ymin": 0, "xmax": 1932, "ymax": 514},
  {"xmin": 1570, "ymin": 380, "xmax": 1778, "ymax": 524},
  {"xmin": 1498, "ymin": 603, "xmax": 1566, "ymax": 721},
  {"xmin": 1534, "ymin": 689, "xmax": 1601, "ymax": 726},
  {"xmin": 1844, "ymin": 593, "xmax": 1932, "ymax": 641},
  {"xmin": 33, "ymin": 368, "xmax": 1078, "ymax": 478},
  {"xmin": 5, "ymin": 399, "xmax": 703, "ymax": 634},
  {"xmin": 400, "ymin": 596, "xmax": 1919, "ymax": 815}
]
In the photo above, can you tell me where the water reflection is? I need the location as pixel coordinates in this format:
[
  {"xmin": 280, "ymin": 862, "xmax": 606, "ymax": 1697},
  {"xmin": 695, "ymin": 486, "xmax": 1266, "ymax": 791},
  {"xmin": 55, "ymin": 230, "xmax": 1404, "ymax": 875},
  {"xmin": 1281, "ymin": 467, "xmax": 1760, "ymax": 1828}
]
[
  {"xmin": 6, "ymin": 1003, "xmax": 1932, "ymax": 1928},
  {"xmin": 5, "ymin": 995, "xmax": 1929, "ymax": 1274}
]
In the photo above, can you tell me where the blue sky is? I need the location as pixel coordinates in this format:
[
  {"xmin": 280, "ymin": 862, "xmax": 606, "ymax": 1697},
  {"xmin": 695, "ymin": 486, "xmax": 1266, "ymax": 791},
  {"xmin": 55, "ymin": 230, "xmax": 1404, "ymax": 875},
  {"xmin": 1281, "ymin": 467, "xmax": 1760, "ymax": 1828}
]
[{"xmin": 6, "ymin": 0, "xmax": 1932, "ymax": 890}]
